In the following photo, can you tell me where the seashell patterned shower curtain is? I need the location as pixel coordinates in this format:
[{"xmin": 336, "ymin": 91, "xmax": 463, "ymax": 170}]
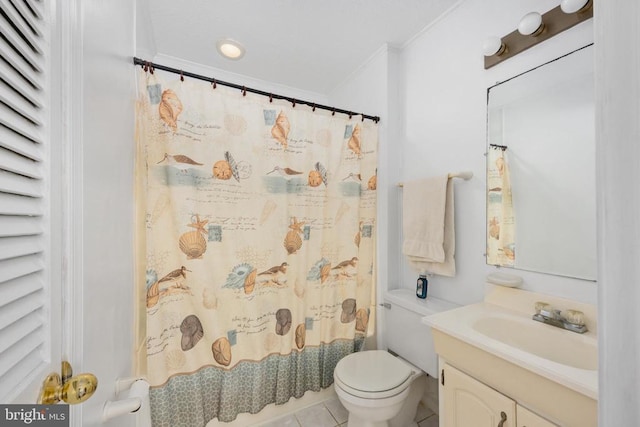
[
  {"xmin": 486, "ymin": 145, "xmax": 515, "ymax": 266},
  {"xmin": 135, "ymin": 69, "xmax": 378, "ymax": 426}
]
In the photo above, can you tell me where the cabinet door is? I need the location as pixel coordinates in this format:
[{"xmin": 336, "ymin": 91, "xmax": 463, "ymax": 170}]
[
  {"xmin": 442, "ymin": 364, "xmax": 516, "ymax": 427},
  {"xmin": 517, "ymin": 405, "xmax": 558, "ymax": 427}
]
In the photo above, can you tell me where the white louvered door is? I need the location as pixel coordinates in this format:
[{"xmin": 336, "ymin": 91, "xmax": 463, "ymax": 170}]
[{"xmin": 0, "ymin": 0, "xmax": 60, "ymax": 402}]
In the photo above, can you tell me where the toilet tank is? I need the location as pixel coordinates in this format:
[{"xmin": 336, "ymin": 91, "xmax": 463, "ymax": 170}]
[{"xmin": 383, "ymin": 289, "xmax": 458, "ymax": 378}]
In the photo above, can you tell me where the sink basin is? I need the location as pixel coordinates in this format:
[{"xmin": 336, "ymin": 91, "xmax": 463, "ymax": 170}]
[
  {"xmin": 425, "ymin": 296, "xmax": 598, "ymax": 402},
  {"xmin": 473, "ymin": 315, "xmax": 597, "ymax": 370},
  {"xmin": 426, "ymin": 298, "xmax": 598, "ymax": 425}
]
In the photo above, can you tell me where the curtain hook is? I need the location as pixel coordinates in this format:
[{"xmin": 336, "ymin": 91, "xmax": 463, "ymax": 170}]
[
  {"xmin": 212, "ymin": 79, "xmax": 217, "ymax": 89},
  {"xmin": 349, "ymin": 112, "xmax": 353, "ymax": 120},
  {"xmin": 242, "ymin": 86, "xmax": 247, "ymax": 96},
  {"xmin": 149, "ymin": 64, "xmax": 154, "ymax": 75},
  {"xmin": 292, "ymin": 99, "xmax": 296, "ymax": 108},
  {"xmin": 143, "ymin": 61, "xmax": 149, "ymax": 72},
  {"xmin": 332, "ymin": 108, "xmax": 336, "ymax": 117},
  {"xmin": 312, "ymin": 103, "xmax": 316, "ymax": 112},
  {"xmin": 269, "ymin": 93, "xmax": 273, "ymax": 103},
  {"xmin": 180, "ymin": 70, "xmax": 184, "ymax": 82},
  {"xmin": 361, "ymin": 114, "xmax": 365, "ymax": 122}
]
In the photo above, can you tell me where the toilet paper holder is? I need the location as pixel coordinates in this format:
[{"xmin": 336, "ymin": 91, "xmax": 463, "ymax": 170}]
[{"xmin": 102, "ymin": 377, "xmax": 150, "ymax": 421}]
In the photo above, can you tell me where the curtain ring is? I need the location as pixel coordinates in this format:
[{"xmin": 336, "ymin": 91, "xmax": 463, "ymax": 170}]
[
  {"xmin": 180, "ymin": 71, "xmax": 184, "ymax": 82},
  {"xmin": 332, "ymin": 108, "xmax": 336, "ymax": 117},
  {"xmin": 312, "ymin": 103, "xmax": 316, "ymax": 112},
  {"xmin": 269, "ymin": 93, "xmax": 273, "ymax": 103},
  {"xmin": 361, "ymin": 114, "xmax": 365, "ymax": 122},
  {"xmin": 242, "ymin": 86, "xmax": 247, "ymax": 96},
  {"xmin": 149, "ymin": 64, "xmax": 154, "ymax": 75},
  {"xmin": 349, "ymin": 112, "xmax": 353, "ymax": 120},
  {"xmin": 212, "ymin": 79, "xmax": 217, "ymax": 89},
  {"xmin": 291, "ymin": 99, "xmax": 296, "ymax": 108},
  {"xmin": 143, "ymin": 62, "xmax": 149, "ymax": 72}
]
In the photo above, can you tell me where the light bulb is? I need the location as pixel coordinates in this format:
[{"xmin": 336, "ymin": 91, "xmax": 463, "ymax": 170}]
[
  {"xmin": 518, "ymin": 12, "xmax": 544, "ymax": 36},
  {"xmin": 560, "ymin": 0, "xmax": 591, "ymax": 14},
  {"xmin": 482, "ymin": 37, "xmax": 506, "ymax": 57}
]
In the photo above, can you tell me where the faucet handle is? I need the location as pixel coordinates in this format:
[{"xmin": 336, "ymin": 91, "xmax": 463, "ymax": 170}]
[
  {"xmin": 534, "ymin": 301, "xmax": 550, "ymax": 314},
  {"xmin": 535, "ymin": 301, "xmax": 558, "ymax": 319},
  {"xmin": 563, "ymin": 309, "xmax": 586, "ymax": 326}
]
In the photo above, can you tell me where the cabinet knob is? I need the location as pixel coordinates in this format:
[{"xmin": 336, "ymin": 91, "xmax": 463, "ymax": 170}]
[{"xmin": 497, "ymin": 411, "xmax": 507, "ymax": 427}]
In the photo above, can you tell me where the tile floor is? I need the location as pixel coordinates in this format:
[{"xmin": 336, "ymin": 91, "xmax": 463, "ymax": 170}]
[{"xmin": 255, "ymin": 397, "xmax": 439, "ymax": 427}]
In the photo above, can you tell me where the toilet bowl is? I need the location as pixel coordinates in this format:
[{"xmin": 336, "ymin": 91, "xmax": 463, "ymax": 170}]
[
  {"xmin": 334, "ymin": 289, "xmax": 459, "ymax": 427},
  {"xmin": 333, "ymin": 350, "xmax": 425, "ymax": 427}
]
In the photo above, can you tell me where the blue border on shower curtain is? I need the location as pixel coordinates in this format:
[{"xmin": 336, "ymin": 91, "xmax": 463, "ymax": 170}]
[{"xmin": 149, "ymin": 338, "xmax": 364, "ymax": 426}]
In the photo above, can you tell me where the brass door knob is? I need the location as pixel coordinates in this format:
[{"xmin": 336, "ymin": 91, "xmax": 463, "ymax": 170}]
[{"xmin": 37, "ymin": 362, "xmax": 98, "ymax": 405}]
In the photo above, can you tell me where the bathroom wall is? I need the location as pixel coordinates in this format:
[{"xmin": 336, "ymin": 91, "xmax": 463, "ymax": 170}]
[
  {"xmin": 136, "ymin": 0, "xmax": 157, "ymax": 60},
  {"xmin": 332, "ymin": 0, "xmax": 597, "ymax": 307},
  {"xmin": 595, "ymin": 2, "xmax": 640, "ymax": 425},
  {"xmin": 79, "ymin": 0, "xmax": 137, "ymax": 425}
]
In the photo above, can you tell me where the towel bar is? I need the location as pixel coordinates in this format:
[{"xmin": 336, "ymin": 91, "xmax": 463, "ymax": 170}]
[{"xmin": 397, "ymin": 171, "xmax": 473, "ymax": 187}]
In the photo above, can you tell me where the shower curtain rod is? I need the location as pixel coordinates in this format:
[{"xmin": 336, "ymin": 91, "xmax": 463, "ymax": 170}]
[{"xmin": 133, "ymin": 57, "xmax": 381, "ymax": 123}]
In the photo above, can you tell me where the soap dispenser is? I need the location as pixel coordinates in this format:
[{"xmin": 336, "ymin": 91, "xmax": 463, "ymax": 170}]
[{"xmin": 416, "ymin": 273, "xmax": 428, "ymax": 299}]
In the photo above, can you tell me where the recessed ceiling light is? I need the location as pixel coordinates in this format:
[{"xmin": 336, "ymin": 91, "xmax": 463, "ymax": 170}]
[{"xmin": 216, "ymin": 39, "xmax": 245, "ymax": 60}]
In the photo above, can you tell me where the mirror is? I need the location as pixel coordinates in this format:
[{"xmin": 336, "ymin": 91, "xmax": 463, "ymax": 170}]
[{"xmin": 486, "ymin": 45, "xmax": 596, "ymax": 281}]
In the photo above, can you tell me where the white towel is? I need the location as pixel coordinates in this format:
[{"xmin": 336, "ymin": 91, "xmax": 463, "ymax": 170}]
[{"xmin": 402, "ymin": 176, "xmax": 456, "ymax": 277}]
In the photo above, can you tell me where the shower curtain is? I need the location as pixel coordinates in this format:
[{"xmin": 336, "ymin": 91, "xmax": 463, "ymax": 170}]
[
  {"xmin": 486, "ymin": 145, "xmax": 515, "ymax": 266},
  {"xmin": 136, "ymin": 69, "xmax": 378, "ymax": 426}
]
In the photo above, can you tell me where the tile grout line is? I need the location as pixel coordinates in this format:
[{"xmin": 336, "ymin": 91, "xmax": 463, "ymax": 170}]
[
  {"xmin": 292, "ymin": 412, "xmax": 303, "ymax": 427},
  {"xmin": 323, "ymin": 402, "xmax": 340, "ymax": 427},
  {"xmin": 293, "ymin": 402, "xmax": 341, "ymax": 427}
]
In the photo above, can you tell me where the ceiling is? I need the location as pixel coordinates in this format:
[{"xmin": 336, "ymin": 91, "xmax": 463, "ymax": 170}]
[{"xmin": 146, "ymin": 0, "xmax": 459, "ymax": 94}]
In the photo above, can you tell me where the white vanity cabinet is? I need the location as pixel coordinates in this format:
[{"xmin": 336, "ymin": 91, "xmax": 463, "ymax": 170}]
[
  {"xmin": 442, "ymin": 363, "xmax": 515, "ymax": 427},
  {"xmin": 441, "ymin": 363, "xmax": 559, "ymax": 427},
  {"xmin": 517, "ymin": 405, "xmax": 558, "ymax": 427},
  {"xmin": 426, "ymin": 294, "xmax": 598, "ymax": 427}
]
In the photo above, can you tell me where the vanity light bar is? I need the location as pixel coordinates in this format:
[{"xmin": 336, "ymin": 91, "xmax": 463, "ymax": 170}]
[{"xmin": 484, "ymin": 3, "xmax": 593, "ymax": 69}]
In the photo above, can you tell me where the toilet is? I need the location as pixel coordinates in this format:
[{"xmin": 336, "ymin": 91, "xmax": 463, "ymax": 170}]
[{"xmin": 333, "ymin": 289, "xmax": 458, "ymax": 427}]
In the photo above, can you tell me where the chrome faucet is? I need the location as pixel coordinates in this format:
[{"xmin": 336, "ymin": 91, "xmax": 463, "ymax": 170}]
[{"xmin": 532, "ymin": 302, "xmax": 588, "ymax": 334}]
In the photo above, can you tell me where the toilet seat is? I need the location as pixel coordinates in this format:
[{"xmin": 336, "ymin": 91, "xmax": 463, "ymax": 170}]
[{"xmin": 334, "ymin": 350, "xmax": 414, "ymax": 399}]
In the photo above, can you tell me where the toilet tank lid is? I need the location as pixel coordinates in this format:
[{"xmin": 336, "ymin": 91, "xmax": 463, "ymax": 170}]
[
  {"xmin": 384, "ymin": 289, "xmax": 458, "ymax": 316},
  {"xmin": 335, "ymin": 350, "xmax": 413, "ymax": 393}
]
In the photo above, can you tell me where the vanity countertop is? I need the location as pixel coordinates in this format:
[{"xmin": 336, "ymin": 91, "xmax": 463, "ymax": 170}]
[{"xmin": 423, "ymin": 301, "xmax": 598, "ymax": 400}]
